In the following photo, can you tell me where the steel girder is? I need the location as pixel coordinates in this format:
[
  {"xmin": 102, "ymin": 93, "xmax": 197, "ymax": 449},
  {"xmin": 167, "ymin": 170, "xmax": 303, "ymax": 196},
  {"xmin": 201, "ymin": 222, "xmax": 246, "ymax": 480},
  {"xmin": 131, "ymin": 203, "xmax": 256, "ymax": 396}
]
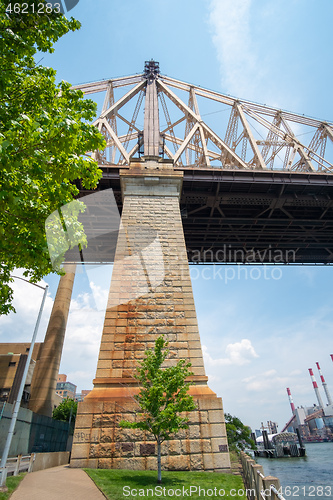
[{"xmin": 73, "ymin": 69, "xmax": 333, "ymax": 174}]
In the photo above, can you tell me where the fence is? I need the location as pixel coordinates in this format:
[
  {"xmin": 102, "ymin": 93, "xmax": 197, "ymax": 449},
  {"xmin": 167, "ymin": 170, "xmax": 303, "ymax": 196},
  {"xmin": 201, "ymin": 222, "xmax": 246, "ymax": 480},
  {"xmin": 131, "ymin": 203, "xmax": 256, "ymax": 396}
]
[
  {"xmin": 0, "ymin": 402, "xmax": 71, "ymax": 456},
  {"xmin": 2, "ymin": 453, "xmax": 35, "ymax": 477},
  {"xmin": 240, "ymin": 451, "xmax": 285, "ymax": 500}
]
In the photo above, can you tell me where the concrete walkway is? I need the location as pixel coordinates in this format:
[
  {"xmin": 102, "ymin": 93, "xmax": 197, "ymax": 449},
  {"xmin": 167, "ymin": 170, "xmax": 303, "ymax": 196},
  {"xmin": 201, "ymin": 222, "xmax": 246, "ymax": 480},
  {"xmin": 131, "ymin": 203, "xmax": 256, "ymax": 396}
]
[{"xmin": 10, "ymin": 465, "xmax": 106, "ymax": 500}]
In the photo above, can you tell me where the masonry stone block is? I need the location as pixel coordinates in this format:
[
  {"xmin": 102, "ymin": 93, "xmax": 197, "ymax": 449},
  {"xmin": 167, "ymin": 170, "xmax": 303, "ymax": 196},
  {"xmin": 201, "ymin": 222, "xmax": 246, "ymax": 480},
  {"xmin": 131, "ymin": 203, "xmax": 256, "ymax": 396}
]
[
  {"xmin": 75, "ymin": 413, "xmax": 93, "ymax": 429},
  {"xmin": 70, "ymin": 458, "xmax": 96, "ymax": 468},
  {"xmin": 200, "ymin": 423, "xmax": 225, "ymax": 439},
  {"xmin": 190, "ymin": 454, "xmax": 204, "ymax": 470},
  {"xmin": 211, "ymin": 437, "xmax": 229, "ymax": 453},
  {"xmin": 167, "ymin": 454, "xmax": 191, "ymax": 471},
  {"xmin": 70, "ymin": 442, "xmax": 91, "ymax": 460},
  {"xmin": 202, "ymin": 453, "xmax": 215, "ymax": 471},
  {"xmin": 212, "ymin": 452, "xmax": 231, "ymax": 471},
  {"xmin": 165, "ymin": 440, "xmax": 181, "ymax": 456},
  {"xmin": 197, "ymin": 397, "xmax": 224, "ymax": 411}
]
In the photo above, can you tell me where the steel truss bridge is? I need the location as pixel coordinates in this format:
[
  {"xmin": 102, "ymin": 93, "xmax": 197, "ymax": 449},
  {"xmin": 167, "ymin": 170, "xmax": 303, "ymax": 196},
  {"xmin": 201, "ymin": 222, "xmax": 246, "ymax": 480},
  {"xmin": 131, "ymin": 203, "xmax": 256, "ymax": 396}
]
[{"xmin": 72, "ymin": 61, "xmax": 333, "ymax": 265}]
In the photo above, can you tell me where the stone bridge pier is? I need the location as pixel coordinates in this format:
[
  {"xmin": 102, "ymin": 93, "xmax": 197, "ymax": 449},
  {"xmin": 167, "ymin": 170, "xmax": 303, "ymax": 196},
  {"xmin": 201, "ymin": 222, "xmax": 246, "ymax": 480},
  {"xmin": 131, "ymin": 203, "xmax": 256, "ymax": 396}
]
[{"xmin": 70, "ymin": 159, "xmax": 230, "ymax": 472}]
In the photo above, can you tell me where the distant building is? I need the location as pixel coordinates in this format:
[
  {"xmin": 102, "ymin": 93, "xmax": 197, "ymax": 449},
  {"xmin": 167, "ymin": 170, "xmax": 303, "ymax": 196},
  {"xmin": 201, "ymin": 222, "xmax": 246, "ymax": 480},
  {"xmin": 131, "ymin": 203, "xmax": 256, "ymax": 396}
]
[
  {"xmin": 0, "ymin": 343, "xmax": 43, "ymax": 408},
  {"xmin": 75, "ymin": 390, "xmax": 91, "ymax": 402},
  {"xmin": 259, "ymin": 420, "xmax": 278, "ymax": 435},
  {"xmin": 0, "ymin": 344, "xmax": 74, "ymax": 413},
  {"xmin": 268, "ymin": 421, "xmax": 278, "ymax": 434},
  {"xmin": 56, "ymin": 374, "xmax": 76, "ymax": 400},
  {"xmin": 283, "ymin": 404, "xmax": 333, "ymax": 441}
]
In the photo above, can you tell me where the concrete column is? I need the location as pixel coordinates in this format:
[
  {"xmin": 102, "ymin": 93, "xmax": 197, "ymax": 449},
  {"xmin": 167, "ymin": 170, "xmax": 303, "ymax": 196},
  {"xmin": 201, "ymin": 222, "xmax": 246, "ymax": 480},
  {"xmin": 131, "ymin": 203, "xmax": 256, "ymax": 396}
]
[
  {"xmin": 29, "ymin": 264, "xmax": 76, "ymax": 417},
  {"xmin": 71, "ymin": 160, "xmax": 230, "ymax": 472}
]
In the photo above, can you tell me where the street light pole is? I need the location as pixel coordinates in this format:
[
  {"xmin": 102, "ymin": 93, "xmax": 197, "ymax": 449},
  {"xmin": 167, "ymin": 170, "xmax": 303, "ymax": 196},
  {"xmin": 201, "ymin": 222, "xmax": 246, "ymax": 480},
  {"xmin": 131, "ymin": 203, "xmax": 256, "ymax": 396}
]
[{"xmin": 0, "ymin": 281, "xmax": 48, "ymax": 488}]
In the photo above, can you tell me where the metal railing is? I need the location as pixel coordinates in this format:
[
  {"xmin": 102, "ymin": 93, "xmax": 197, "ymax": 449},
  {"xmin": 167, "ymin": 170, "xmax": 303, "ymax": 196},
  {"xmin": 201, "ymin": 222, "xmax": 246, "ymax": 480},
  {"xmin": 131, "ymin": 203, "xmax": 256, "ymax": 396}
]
[
  {"xmin": 0, "ymin": 453, "xmax": 35, "ymax": 478},
  {"xmin": 240, "ymin": 451, "xmax": 286, "ymax": 500}
]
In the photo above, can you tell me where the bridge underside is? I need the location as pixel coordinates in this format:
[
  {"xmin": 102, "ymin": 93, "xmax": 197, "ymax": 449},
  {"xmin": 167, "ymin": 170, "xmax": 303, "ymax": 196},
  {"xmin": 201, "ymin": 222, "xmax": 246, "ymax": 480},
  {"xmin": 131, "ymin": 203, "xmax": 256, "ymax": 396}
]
[{"xmin": 75, "ymin": 164, "xmax": 333, "ymax": 265}]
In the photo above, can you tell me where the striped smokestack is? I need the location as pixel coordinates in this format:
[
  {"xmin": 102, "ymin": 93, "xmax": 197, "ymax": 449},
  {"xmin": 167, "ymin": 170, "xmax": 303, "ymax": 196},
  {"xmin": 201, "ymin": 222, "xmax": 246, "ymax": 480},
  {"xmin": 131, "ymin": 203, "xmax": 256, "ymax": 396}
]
[
  {"xmin": 286, "ymin": 387, "xmax": 296, "ymax": 413},
  {"xmin": 316, "ymin": 362, "xmax": 333, "ymax": 406},
  {"xmin": 309, "ymin": 368, "xmax": 324, "ymax": 409}
]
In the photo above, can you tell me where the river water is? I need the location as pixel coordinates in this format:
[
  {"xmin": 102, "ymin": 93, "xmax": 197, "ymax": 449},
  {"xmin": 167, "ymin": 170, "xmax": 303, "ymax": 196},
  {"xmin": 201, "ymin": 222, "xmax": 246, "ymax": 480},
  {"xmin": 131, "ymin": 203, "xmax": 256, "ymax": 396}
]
[{"xmin": 255, "ymin": 442, "xmax": 333, "ymax": 499}]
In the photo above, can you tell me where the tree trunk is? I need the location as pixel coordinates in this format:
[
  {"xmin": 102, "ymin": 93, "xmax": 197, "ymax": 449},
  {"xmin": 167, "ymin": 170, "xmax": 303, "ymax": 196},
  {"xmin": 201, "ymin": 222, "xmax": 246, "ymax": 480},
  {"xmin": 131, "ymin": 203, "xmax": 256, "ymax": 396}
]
[{"xmin": 157, "ymin": 439, "xmax": 162, "ymax": 484}]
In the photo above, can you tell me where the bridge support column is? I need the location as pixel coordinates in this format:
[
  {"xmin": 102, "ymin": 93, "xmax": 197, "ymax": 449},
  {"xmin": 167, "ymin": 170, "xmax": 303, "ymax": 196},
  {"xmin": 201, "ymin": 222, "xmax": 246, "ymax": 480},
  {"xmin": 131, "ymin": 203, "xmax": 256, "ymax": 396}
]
[
  {"xmin": 71, "ymin": 160, "xmax": 230, "ymax": 472},
  {"xmin": 29, "ymin": 264, "xmax": 76, "ymax": 417}
]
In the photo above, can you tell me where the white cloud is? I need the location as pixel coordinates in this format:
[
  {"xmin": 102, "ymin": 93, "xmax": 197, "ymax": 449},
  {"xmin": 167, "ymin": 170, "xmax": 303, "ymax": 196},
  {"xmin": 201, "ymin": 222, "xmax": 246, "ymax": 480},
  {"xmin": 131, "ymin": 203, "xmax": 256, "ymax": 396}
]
[
  {"xmin": 226, "ymin": 338, "xmax": 259, "ymax": 364},
  {"xmin": 203, "ymin": 338, "xmax": 259, "ymax": 367},
  {"xmin": 207, "ymin": 0, "xmax": 298, "ymax": 109},
  {"xmin": 89, "ymin": 281, "xmax": 109, "ymax": 311},
  {"xmin": 241, "ymin": 368, "xmax": 309, "ymax": 395},
  {"xmin": 208, "ymin": 0, "xmax": 263, "ymax": 99}
]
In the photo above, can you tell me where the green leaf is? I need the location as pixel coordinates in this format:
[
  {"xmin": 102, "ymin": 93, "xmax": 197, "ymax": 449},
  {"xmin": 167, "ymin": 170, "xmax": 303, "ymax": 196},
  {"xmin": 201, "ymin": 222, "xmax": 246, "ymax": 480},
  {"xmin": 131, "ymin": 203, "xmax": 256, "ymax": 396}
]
[{"xmin": 0, "ymin": 140, "xmax": 10, "ymax": 149}]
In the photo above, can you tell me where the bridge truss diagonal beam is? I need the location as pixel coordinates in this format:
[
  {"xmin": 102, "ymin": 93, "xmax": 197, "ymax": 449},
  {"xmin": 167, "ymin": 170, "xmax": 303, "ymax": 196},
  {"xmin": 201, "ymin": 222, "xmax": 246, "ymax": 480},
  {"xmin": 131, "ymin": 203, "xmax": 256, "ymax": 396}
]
[{"xmin": 74, "ymin": 66, "xmax": 333, "ymax": 174}]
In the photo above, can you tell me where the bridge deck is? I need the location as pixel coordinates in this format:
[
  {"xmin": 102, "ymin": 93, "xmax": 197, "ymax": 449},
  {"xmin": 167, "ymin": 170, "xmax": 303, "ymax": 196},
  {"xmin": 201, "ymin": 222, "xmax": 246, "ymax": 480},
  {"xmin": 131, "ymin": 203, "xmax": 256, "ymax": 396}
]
[{"xmin": 71, "ymin": 165, "xmax": 333, "ymax": 265}]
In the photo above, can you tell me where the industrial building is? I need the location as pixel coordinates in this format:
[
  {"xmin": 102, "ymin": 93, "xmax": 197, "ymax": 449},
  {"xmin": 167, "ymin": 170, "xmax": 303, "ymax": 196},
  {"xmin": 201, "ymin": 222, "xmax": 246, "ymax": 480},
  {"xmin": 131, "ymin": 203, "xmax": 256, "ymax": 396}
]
[{"xmin": 282, "ymin": 357, "xmax": 333, "ymax": 442}]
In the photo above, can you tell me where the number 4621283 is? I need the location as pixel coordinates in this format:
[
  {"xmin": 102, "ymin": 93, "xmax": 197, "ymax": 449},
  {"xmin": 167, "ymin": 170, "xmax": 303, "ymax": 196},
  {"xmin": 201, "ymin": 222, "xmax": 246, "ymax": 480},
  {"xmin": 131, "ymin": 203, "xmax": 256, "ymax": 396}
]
[{"xmin": 6, "ymin": 3, "xmax": 61, "ymax": 14}]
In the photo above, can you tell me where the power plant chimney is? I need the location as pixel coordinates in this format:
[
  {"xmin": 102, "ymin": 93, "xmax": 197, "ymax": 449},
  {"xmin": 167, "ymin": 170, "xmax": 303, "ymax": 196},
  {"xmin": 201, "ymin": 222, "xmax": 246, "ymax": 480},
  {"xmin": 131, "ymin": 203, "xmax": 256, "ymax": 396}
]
[
  {"xmin": 316, "ymin": 362, "xmax": 333, "ymax": 406},
  {"xmin": 286, "ymin": 387, "xmax": 296, "ymax": 413},
  {"xmin": 308, "ymin": 368, "xmax": 324, "ymax": 409}
]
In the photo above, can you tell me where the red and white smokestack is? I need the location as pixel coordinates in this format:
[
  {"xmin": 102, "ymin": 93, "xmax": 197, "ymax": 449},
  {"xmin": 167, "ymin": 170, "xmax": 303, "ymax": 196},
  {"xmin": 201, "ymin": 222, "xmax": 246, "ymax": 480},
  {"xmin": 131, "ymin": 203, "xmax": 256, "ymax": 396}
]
[
  {"xmin": 331, "ymin": 354, "xmax": 333, "ymax": 362},
  {"xmin": 309, "ymin": 368, "xmax": 324, "ymax": 408},
  {"xmin": 316, "ymin": 362, "xmax": 333, "ymax": 406},
  {"xmin": 286, "ymin": 387, "xmax": 296, "ymax": 413}
]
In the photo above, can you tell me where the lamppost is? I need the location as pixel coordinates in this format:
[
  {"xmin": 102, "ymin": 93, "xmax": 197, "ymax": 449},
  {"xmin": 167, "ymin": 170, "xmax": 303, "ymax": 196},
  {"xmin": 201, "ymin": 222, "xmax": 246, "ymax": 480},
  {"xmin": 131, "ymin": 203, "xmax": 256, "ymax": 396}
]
[{"xmin": 0, "ymin": 277, "xmax": 48, "ymax": 488}]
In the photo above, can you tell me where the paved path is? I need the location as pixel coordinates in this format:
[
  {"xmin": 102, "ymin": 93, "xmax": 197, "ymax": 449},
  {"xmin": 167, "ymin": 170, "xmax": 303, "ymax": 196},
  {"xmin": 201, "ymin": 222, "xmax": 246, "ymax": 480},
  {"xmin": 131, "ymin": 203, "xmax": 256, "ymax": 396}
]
[{"xmin": 10, "ymin": 465, "xmax": 106, "ymax": 500}]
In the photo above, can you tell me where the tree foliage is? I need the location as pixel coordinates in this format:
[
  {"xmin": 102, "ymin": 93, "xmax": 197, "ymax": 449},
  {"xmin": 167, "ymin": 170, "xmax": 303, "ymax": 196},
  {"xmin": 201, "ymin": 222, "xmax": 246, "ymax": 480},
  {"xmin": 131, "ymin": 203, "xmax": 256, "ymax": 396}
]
[
  {"xmin": 52, "ymin": 397, "xmax": 77, "ymax": 423},
  {"xmin": 0, "ymin": 0, "xmax": 105, "ymax": 314},
  {"xmin": 120, "ymin": 336, "xmax": 197, "ymax": 483},
  {"xmin": 225, "ymin": 413, "xmax": 256, "ymax": 453}
]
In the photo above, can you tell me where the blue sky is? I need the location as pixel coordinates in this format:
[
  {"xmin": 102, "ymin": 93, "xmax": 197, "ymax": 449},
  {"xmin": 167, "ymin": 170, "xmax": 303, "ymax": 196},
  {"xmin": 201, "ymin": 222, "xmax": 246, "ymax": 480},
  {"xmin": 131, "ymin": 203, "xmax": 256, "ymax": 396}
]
[{"xmin": 1, "ymin": 0, "xmax": 333, "ymax": 431}]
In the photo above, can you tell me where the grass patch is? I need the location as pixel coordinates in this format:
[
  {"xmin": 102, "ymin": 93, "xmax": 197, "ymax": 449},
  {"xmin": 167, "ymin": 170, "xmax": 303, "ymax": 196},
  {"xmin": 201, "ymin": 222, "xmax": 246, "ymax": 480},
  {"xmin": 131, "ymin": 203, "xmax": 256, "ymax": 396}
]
[
  {"xmin": 0, "ymin": 473, "xmax": 26, "ymax": 500},
  {"xmin": 85, "ymin": 468, "xmax": 246, "ymax": 499}
]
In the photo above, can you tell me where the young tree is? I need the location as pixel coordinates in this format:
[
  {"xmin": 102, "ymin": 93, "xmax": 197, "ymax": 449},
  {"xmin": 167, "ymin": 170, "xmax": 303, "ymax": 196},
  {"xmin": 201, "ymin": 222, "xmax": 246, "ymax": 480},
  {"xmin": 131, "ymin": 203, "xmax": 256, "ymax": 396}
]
[
  {"xmin": 225, "ymin": 413, "xmax": 256, "ymax": 453},
  {"xmin": 120, "ymin": 336, "xmax": 197, "ymax": 484},
  {"xmin": 52, "ymin": 398, "xmax": 77, "ymax": 423},
  {"xmin": 0, "ymin": 0, "xmax": 105, "ymax": 314}
]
